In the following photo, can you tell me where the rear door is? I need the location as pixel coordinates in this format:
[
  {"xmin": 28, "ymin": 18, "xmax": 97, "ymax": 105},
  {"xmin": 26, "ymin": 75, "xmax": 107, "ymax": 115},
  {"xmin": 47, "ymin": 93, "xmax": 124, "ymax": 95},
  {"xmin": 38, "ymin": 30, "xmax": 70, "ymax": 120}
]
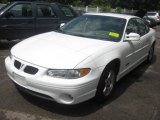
[
  {"xmin": 0, "ymin": 3, "xmax": 35, "ymax": 40},
  {"xmin": 35, "ymin": 3, "xmax": 59, "ymax": 34}
]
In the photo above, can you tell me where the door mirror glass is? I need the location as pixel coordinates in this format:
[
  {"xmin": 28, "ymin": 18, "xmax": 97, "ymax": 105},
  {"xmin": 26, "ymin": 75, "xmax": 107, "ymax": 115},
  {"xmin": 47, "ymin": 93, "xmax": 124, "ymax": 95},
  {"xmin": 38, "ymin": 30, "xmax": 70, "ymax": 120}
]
[{"xmin": 125, "ymin": 33, "xmax": 140, "ymax": 41}]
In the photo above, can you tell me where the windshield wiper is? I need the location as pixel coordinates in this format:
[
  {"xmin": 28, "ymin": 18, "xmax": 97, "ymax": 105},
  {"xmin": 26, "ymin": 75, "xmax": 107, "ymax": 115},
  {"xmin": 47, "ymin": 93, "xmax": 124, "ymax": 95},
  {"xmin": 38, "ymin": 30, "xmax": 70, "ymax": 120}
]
[
  {"xmin": 55, "ymin": 28, "xmax": 65, "ymax": 33},
  {"xmin": 74, "ymin": 34, "xmax": 86, "ymax": 37},
  {"xmin": 65, "ymin": 32, "xmax": 86, "ymax": 37}
]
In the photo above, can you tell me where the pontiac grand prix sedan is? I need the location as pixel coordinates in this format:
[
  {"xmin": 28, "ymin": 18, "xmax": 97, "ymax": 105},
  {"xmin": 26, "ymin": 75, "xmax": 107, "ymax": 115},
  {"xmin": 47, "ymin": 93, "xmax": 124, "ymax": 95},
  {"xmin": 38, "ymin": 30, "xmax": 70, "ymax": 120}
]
[{"xmin": 5, "ymin": 13, "xmax": 156, "ymax": 105}]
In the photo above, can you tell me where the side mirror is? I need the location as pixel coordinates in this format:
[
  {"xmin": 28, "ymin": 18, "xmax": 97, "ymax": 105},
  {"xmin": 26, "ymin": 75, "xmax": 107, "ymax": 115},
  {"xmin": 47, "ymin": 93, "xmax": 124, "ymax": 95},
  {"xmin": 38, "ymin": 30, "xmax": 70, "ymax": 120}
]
[
  {"xmin": 125, "ymin": 33, "xmax": 140, "ymax": 41},
  {"xmin": 60, "ymin": 23, "xmax": 65, "ymax": 29}
]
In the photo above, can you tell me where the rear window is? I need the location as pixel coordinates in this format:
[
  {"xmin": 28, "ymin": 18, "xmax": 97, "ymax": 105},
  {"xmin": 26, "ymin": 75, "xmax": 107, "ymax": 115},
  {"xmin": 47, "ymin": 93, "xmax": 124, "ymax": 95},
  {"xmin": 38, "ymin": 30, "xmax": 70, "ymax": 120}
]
[
  {"xmin": 37, "ymin": 4, "xmax": 56, "ymax": 17},
  {"xmin": 59, "ymin": 6, "xmax": 75, "ymax": 17}
]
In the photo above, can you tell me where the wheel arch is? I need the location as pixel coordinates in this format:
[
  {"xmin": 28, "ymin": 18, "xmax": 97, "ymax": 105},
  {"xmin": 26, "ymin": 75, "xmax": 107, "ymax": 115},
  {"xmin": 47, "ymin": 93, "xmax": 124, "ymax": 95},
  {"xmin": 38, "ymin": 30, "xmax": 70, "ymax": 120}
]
[
  {"xmin": 101, "ymin": 58, "xmax": 121, "ymax": 78},
  {"xmin": 95, "ymin": 58, "xmax": 121, "ymax": 102},
  {"xmin": 152, "ymin": 41, "xmax": 156, "ymax": 46}
]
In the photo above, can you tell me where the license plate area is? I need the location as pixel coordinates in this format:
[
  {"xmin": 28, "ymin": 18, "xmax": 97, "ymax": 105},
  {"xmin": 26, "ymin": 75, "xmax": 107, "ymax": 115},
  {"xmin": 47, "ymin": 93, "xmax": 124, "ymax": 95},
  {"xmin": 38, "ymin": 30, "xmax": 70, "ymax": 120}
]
[{"xmin": 13, "ymin": 72, "xmax": 27, "ymax": 86}]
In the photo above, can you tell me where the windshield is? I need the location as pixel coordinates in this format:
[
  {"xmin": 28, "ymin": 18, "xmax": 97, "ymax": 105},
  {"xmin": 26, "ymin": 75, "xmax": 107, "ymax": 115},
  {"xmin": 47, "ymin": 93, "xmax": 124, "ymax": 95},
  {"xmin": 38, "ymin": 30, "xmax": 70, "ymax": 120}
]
[{"xmin": 61, "ymin": 15, "xmax": 126, "ymax": 42}]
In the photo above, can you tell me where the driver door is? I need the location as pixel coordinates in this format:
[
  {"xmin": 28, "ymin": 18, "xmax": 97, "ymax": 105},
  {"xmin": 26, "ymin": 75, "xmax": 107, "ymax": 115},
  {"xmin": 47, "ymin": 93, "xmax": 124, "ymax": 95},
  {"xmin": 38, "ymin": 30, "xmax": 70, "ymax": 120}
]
[
  {"xmin": 120, "ymin": 18, "xmax": 140, "ymax": 76},
  {"xmin": 134, "ymin": 18, "xmax": 151, "ymax": 60}
]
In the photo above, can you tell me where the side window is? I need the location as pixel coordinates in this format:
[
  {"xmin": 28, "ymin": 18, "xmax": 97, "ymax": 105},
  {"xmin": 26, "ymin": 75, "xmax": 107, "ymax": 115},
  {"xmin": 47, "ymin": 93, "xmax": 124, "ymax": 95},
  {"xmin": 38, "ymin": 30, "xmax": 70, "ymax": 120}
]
[
  {"xmin": 7, "ymin": 4, "xmax": 32, "ymax": 17},
  {"xmin": 37, "ymin": 4, "xmax": 56, "ymax": 17},
  {"xmin": 60, "ymin": 6, "xmax": 75, "ymax": 17},
  {"xmin": 136, "ymin": 19, "xmax": 149, "ymax": 36},
  {"xmin": 126, "ymin": 19, "xmax": 138, "ymax": 34}
]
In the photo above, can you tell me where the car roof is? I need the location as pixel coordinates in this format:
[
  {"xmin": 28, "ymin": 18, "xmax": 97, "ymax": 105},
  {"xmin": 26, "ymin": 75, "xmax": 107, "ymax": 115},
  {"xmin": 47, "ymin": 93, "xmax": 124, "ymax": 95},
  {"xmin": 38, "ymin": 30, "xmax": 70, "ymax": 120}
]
[
  {"xmin": 84, "ymin": 13, "xmax": 138, "ymax": 20},
  {"xmin": 10, "ymin": 0, "xmax": 62, "ymax": 5},
  {"xmin": 10, "ymin": 1, "xmax": 49, "ymax": 4}
]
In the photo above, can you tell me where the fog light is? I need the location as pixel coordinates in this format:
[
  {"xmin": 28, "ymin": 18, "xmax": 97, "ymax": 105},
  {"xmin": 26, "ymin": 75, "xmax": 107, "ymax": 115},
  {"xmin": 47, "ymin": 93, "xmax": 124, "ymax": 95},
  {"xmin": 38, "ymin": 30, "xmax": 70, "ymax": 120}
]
[{"xmin": 60, "ymin": 94, "xmax": 74, "ymax": 104}]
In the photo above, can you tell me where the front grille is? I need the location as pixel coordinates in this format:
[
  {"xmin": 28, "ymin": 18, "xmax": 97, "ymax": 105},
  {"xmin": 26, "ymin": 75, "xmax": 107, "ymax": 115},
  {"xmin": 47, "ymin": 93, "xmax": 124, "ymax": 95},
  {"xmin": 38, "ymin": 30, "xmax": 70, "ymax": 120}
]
[
  {"xmin": 14, "ymin": 60, "xmax": 21, "ymax": 69},
  {"xmin": 24, "ymin": 66, "xmax": 38, "ymax": 75},
  {"xmin": 14, "ymin": 59, "xmax": 39, "ymax": 75}
]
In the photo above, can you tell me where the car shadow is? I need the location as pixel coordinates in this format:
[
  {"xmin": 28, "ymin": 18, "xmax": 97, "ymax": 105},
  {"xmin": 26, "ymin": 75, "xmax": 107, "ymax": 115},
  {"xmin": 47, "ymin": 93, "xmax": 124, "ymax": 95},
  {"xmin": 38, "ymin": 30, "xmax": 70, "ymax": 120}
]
[
  {"xmin": 0, "ymin": 40, "xmax": 19, "ymax": 50},
  {"xmin": 17, "ymin": 55, "xmax": 157, "ymax": 117}
]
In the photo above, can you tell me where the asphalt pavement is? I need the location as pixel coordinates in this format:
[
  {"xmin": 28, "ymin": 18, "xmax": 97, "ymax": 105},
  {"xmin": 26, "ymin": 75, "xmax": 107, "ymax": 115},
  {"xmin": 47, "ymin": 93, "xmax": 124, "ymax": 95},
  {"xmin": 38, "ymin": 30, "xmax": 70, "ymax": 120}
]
[{"xmin": 0, "ymin": 27, "xmax": 160, "ymax": 120}]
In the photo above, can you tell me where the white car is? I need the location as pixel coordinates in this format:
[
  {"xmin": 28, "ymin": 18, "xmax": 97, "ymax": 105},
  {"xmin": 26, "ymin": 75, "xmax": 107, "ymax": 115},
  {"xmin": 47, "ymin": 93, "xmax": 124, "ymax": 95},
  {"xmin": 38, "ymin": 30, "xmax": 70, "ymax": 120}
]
[
  {"xmin": 5, "ymin": 13, "xmax": 156, "ymax": 105},
  {"xmin": 147, "ymin": 11, "xmax": 160, "ymax": 24}
]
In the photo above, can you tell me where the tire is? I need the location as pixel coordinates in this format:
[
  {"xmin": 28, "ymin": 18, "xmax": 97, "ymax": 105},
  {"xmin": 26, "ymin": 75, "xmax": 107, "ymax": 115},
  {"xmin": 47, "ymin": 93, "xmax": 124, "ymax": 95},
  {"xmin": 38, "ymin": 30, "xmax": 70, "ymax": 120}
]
[
  {"xmin": 146, "ymin": 44, "xmax": 155, "ymax": 63},
  {"xmin": 95, "ymin": 64, "xmax": 117, "ymax": 103}
]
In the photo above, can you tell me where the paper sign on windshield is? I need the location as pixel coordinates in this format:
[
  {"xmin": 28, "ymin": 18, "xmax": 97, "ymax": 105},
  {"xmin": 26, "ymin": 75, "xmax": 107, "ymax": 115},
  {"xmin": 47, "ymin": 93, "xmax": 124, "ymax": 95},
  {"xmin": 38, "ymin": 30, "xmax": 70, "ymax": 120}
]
[{"xmin": 109, "ymin": 32, "xmax": 120, "ymax": 38}]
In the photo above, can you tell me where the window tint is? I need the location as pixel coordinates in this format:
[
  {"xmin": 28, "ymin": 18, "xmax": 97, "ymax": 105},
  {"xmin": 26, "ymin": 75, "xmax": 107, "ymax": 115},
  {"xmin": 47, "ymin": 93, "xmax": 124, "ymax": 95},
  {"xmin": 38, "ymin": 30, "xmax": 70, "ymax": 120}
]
[
  {"xmin": 37, "ymin": 5, "xmax": 56, "ymax": 17},
  {"xmin": 8, "ymin": 4, "xmax": 32, "ymax": 17},
  {"xmin": 136, "ymin": 19, "xmax": 148, "ymax": 36},
  {"xmin": 126, "ymin": 19, "xmax": 138, "ymax": 34},
  {"xmin": 60, "ymin": 6, "xmax": 75, "ymax": 17},
  {"xmin": 62, "ymin": 15, "xmax": 126, "ymax": 42}
]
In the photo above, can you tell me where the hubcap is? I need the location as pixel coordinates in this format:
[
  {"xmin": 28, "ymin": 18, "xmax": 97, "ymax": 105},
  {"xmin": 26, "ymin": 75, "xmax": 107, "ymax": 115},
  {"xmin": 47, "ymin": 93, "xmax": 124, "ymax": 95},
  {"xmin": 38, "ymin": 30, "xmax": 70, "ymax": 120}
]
[{"xmin": 103, "ymin": 70, "xmax": 115, "ymax": 96}]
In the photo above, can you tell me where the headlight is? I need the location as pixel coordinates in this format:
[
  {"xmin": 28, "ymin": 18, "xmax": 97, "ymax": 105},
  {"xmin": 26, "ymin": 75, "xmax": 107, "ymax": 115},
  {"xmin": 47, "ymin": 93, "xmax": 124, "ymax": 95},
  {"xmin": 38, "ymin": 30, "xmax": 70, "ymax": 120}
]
[{"xmin": 47, "ymin": 68, "xmax": 91, "ymax": 79}]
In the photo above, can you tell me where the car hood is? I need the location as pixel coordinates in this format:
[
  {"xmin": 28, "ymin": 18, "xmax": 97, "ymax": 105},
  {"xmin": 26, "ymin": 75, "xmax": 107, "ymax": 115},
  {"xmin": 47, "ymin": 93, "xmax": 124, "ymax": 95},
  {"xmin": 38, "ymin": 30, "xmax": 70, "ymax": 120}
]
[{"xmin": 11, "ymin": 32, "xmax": 116, "ymax": 69}]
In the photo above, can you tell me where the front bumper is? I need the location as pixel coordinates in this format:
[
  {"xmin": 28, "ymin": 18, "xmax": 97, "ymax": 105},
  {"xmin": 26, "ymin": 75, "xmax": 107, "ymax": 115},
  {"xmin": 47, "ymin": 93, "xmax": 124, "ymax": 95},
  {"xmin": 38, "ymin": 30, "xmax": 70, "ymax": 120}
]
[{"xmin": 5, "ymin": 56, "xmax": 100, "ymax": 105}]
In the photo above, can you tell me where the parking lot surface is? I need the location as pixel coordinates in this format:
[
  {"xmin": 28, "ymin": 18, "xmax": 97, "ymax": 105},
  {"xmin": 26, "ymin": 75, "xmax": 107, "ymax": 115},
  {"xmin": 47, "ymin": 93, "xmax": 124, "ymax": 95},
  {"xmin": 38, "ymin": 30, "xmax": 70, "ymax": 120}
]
[{"xmin": 0, "ymin": 27, "xmax": 160, "ymax": 120}]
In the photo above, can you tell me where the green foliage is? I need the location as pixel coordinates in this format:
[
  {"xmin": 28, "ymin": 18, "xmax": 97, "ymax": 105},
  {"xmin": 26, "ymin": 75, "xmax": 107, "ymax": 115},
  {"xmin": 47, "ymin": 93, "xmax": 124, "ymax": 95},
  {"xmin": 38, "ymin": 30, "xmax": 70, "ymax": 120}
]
[
  {"xmin": 115, "ymin": 7, "xmax": 121, "ymax": 13},
  {"xmin": 1, "ymin": 0, "xmax": 9, "ymax": 4},
  {"xmin": 91, "ymin": 0, "xmax": 108, "ymax": 6},
  {"xmin": 100, "ymin": 5, "xmax": 111, "ymax": 12},
  {"xmin": 72, "ymin": 0, "xmax": 85, "ymax": 6}
]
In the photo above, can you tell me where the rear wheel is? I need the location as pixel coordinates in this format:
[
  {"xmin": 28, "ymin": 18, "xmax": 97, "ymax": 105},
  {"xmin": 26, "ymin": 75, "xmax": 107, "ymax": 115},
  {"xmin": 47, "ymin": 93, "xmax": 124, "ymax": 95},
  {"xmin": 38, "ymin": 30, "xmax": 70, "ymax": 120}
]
[{"xmin": 95, "ymin": 64, "xmax": 117, "ymax": 103}]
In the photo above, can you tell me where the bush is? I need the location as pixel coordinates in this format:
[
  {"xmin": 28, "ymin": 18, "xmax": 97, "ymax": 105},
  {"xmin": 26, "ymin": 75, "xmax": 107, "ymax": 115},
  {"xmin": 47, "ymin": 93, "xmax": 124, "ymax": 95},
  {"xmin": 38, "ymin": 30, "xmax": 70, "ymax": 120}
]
[
  {"xmin": 100, "ymin": 5, "xmax": 111, "ymax": 12},
  {"xmin": 115, "ymin": 7, "xmax": 121, "ymax": 13},
  {"xmin": 1, "ymin": 0, "xmax": 8, "ymax": 4}
]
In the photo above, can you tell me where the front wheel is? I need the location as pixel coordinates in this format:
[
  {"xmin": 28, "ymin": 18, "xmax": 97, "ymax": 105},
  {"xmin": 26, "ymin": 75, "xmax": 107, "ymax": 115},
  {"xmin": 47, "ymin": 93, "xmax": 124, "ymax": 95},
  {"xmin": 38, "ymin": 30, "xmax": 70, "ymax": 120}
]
[
  {"xmin": 146, "ymin": 45, "xmax": 155, "ymax": 63},
  {"xmin": 95, "ymin": 64, "xmax": 117, "ymax": 103}
]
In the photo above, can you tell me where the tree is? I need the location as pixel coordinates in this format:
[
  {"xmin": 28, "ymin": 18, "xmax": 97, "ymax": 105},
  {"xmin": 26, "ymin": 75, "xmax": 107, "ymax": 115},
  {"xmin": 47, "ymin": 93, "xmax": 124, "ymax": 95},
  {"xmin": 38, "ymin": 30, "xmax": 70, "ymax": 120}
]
[
  {"xmin": 120, "ymin": 0, "xmax": 160, "ymax": 11},
  {"xmin": 1, "ymin": 0, "xmax": 9, "ymax": 3}
]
